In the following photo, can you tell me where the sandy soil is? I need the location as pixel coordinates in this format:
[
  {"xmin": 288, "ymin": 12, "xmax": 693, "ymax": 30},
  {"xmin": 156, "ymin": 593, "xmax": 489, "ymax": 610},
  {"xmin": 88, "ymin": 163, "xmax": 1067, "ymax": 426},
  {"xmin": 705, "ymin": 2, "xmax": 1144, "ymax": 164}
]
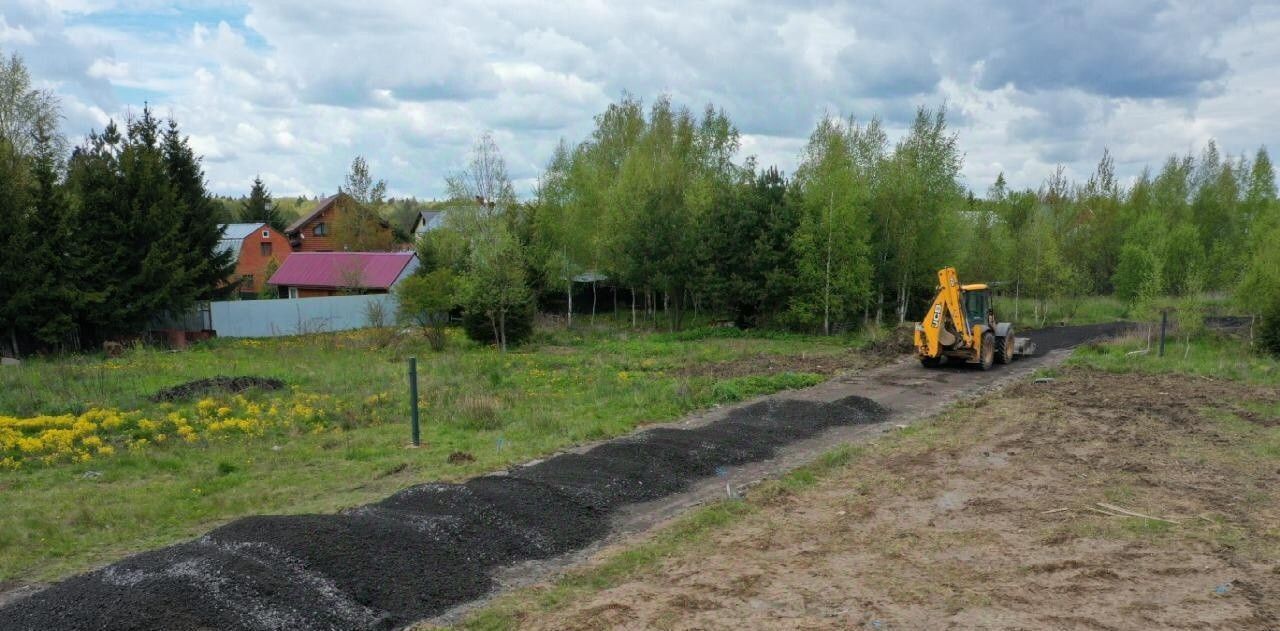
[{"xmin": 504, "ymin": 369, "xmax": 1280, "ymax": 630}]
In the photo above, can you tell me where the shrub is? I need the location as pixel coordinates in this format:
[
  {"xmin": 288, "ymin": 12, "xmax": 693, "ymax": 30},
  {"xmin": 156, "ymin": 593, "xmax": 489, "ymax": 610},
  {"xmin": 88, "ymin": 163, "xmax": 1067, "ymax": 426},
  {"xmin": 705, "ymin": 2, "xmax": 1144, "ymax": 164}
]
[
  {"xmin": 396, "ymin": 269, "xmax": 457, "ymax": 351},
  {"xmin": 462, "ymin": 300, "xmax": 535, "ymax": 347},
  {"xmin": 1259, "ymin": 296, "xmax": 1280, "ymax": 357}
]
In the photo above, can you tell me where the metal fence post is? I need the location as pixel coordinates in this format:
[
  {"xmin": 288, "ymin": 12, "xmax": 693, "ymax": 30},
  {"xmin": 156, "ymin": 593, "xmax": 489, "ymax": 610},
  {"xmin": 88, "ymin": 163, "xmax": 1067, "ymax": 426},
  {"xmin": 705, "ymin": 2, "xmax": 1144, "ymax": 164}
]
[{"xmin": 408, "ymin": 357, "xmax": 420, "ymax": 447}]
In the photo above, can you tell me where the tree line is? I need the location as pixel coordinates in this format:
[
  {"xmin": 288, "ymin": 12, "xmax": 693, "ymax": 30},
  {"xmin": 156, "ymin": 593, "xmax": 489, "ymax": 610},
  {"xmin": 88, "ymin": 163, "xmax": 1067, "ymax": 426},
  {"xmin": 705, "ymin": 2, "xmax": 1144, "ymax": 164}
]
[
  {"xmin": 408, "ymin": 93, "xmax": 1279, "ymax": 349},
  {"xmin": 1, "ymin": 52, "xmax": 233, "ymax": 355},
  {"xmin": 3, "ymin": 45, "xmax": 1278, "ymax": 356}
]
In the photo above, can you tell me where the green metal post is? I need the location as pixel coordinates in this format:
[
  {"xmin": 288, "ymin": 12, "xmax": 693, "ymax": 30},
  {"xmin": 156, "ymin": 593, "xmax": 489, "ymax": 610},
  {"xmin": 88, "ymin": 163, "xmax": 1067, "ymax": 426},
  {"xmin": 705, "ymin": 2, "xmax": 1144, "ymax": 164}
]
[{"xmin": 408, "ymin": 357, "xmax": 420, "ymax": 446}]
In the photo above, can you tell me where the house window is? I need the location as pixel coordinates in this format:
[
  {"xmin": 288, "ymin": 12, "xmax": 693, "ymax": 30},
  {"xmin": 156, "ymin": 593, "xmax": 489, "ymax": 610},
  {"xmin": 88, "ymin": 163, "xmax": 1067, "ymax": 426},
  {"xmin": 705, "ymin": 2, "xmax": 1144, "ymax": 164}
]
[
  {"xmin": 242, "ymin": 274, "xmax": 254, "ymax": 289},
  {"xmin": 288, "ymin": 287, "xmax": 299, "ymax": 299},
  {"xmin": 314, "ymin": 222, "xmax": 327, "ymax": 236},
  {"xmin": 261, "ymin": 229, "xmax": 270, "ymax": 238},
  {"xmin": 260, "ymin": 242, "xmax": 273, "ymax": 257}
]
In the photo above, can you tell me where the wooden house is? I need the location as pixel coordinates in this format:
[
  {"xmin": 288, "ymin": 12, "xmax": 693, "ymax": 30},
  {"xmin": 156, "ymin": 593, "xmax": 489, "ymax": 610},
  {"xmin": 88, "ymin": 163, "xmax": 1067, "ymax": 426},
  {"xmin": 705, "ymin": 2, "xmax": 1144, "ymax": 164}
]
[{"xmin": 285, "ymin": 193, "xmax": 394, "ymax": 252}]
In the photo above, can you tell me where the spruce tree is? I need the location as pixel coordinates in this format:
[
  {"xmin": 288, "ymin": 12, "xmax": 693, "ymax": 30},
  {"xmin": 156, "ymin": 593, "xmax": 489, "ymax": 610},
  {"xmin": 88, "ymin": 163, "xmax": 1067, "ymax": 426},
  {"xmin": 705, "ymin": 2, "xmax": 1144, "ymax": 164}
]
[
  {"xmin": 163, "ymin": 117, "xmax": 235, "ymax": 301},
  {"xmin": 65, "ymin": 122, "xmax": 125, "ymax": 346},
  {"xmin": 21, "ymin": 126, "xmax": 76, "ymax": 347},
  {"xmin": 239, "ymin": 175, "xmax": 284, "ymax": 231},
  {"xmin": 0, "ymin": 137, "xmax": 29, "ymax": 355}
]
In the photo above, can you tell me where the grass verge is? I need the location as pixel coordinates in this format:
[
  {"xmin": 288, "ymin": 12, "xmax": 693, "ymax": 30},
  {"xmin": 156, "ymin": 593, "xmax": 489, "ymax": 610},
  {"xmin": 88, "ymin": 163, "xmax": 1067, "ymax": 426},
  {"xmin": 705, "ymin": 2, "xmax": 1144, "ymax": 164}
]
[{"xmin": 1067, "ymin": 328, "xmax": 1279, "ymax": 385}]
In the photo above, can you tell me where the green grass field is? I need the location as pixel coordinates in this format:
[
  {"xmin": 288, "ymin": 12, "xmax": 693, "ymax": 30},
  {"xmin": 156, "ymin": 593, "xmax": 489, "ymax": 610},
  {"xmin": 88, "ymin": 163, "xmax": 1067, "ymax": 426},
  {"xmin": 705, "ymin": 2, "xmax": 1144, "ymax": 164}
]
[
  {"xmin": 0, "ymin": 324, "xmax": 865, "ymax": 583},
  {"xmin": 1067, "ymin": 328, "xmax": 1279, "ymax": 385}
]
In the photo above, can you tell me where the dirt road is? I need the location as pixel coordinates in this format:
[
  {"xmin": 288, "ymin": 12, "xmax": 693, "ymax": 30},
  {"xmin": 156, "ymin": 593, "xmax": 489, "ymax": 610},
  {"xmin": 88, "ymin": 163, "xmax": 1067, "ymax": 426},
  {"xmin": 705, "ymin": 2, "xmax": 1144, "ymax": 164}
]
[
  {"xmin": 493, "ymin": 368, "xmax": 1280, "ymax": 630},
  {"xmin": 0, "ymin": 323, "xmax": 1130, "ymax": 630},
  {"xmin": 429, "ymin": 324, "xmax": 1123, "ymax": 626}
]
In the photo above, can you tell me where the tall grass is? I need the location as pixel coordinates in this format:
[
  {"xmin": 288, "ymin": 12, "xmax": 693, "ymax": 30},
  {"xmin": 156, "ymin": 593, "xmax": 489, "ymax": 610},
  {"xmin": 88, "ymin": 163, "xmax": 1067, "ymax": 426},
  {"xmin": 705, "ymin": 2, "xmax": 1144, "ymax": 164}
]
[{"xmin": 1069, "ymin": 329, "xmax": 1279, "ymax": 385}]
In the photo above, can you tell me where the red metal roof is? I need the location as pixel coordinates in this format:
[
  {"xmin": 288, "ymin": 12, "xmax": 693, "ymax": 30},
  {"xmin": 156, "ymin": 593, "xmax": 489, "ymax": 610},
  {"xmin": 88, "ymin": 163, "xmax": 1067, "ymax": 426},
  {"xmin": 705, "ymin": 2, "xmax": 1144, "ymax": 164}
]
[{"xmin": 267, "ymin": 252, "xmax": 417, "ymax": 289}]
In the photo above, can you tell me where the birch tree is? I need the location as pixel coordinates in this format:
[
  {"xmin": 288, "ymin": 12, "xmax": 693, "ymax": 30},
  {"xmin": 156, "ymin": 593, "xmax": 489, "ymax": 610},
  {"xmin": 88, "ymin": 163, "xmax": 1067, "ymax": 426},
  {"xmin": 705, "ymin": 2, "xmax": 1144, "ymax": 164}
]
[
  {"xmin": 787, "ymin": 115, "xmax": 872, "ymax": 334},
  {"xmin": 446, "ymin": 132, "xmax": 531, "ymax": 349}
]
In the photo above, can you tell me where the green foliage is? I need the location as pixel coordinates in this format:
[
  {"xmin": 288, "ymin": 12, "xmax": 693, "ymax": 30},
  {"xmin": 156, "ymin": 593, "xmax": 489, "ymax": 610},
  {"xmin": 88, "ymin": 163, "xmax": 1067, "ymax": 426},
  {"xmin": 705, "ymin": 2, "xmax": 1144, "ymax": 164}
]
[
  {"xmin": 1161, "ymin": 222, "xmax": 1206, "ymax": 295},
  {"xmin": 1258, "ymin": 293, "xmax": 1280, "ymax": 357},
  {"xmin": 257, "ymin": 259, "xmax": 280, "ymax": 299},
  {"xmin": 871, "ymin": 106, "xmax": 965, "ymax": 322},
  {"xmin": 238, "ymin": 176, "xmax": 285, "ymax": 231},
  {"xmin": 1237, "ymin": 199, "xmax": 1280, "ymax": 319},
  {"xmin": 462, "ymin": 300, "xmax": 535, "ymax": 347},
  {"xmin": 700, "ymin": 166, "xmax": 798, "ymax": 327},
  {"xmin": 443, "ymin": 135, "xmax": 535, "ymax": 350},
  {"xmin": 1112, "ymin": 243, "xmax": 1159, "ymax": 303},
  {"xmin": 396, "ymin": 269, "xmax": 458, "ymax": 350},
  {"xmin": 786, "ymin": 115, "xmax": 876, "ymax": 333},
  {"xmin": 57, "ymin": 108, "xmax": 235, "ymax": 348}
]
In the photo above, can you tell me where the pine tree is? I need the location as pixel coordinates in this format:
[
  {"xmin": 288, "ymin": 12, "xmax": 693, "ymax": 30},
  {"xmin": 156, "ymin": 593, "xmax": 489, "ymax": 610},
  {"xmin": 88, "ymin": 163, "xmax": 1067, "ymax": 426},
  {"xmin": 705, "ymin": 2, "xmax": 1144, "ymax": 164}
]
[
  {"xmin": 702, "ymin": 165, "xmax": 797, "ymax": 327},
  {"xmin": 239, "ymin": 176, "xmax": 284, "ymax": 231}
]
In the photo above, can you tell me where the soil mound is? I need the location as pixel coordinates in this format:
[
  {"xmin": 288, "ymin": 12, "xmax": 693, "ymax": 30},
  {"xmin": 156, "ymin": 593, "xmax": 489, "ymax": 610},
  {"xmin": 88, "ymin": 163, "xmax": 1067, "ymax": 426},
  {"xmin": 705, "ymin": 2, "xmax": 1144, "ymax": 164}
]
[
  {"xmin": 149, "ymin": 376, "xmax": 286, "ymax": 402},
  {"xmin": 1, "ymin": 395, "xmax": 887, "ymax": 631}
]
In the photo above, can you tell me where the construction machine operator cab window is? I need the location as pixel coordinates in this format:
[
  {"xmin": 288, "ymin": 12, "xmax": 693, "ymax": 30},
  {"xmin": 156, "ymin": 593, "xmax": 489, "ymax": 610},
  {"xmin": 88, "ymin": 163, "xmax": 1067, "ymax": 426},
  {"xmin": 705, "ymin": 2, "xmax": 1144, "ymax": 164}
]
[{"xmin": 962, "ymin": 290, "xmax": 990, "ymax": 332}]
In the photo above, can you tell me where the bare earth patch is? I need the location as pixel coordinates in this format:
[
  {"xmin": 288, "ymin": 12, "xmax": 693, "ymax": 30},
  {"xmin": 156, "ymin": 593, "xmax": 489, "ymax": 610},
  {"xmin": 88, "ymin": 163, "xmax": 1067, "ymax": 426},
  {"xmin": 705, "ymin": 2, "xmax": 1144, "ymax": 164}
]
[{"xmin": 505, "ymin": 369, "xmax": 1280, "ymax": 630}]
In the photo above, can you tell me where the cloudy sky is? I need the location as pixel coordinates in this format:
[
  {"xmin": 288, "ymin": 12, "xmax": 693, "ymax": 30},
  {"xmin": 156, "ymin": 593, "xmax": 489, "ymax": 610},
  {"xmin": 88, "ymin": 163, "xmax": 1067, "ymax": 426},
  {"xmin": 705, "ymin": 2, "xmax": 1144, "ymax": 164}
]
[{"xmin": 5, "ymin": 0, "xmax": 1279, "ymax": 199}]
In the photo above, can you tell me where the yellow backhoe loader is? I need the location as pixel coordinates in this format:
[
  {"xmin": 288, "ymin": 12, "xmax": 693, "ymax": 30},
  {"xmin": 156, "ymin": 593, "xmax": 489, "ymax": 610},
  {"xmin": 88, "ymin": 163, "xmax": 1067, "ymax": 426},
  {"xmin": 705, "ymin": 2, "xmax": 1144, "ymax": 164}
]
[{"xmin": 914, "ymin": 267, "xmax": 1035, "ymax": 369}]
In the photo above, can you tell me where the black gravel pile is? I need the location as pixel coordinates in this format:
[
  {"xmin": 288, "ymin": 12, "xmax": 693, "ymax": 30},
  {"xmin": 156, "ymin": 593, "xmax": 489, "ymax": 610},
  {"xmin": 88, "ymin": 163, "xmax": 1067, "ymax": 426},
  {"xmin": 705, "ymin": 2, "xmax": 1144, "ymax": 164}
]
[
  {"xmin": 0, "ymin": 395, "xmax": 887, "ymax": 631},
  {"xmin": 149, "ymin": 376, "xmax": 286, "ymax": 402},
  {"xmin": 1023, "ymin": 321, "xmax": 1135, "ymax": 356}
]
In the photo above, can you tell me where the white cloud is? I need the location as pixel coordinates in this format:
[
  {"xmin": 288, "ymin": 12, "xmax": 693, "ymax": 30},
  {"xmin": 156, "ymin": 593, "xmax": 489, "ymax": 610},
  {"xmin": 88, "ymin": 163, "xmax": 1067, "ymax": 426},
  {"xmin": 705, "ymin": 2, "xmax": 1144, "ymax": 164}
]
[
  {"xmin": 1, "ymin": 0, "xmax": 1277, "ymax": 199},
  {"xmin": 0, "ymin": 16, "xmax": 37, "ymax": 44},
  {"xmin": 86, "ymin": 57, "xmax": 128, "ymax": 80}
]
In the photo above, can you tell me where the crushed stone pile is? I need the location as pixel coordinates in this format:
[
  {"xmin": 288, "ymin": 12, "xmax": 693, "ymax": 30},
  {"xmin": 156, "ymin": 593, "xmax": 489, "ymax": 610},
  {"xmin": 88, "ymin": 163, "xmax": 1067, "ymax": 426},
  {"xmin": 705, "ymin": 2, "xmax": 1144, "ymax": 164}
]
[
  {"xmin": 1, "ymin": 395, "xmax": 886, "ymax": 631},
  {"xmin": 1022, "ymin": 321, "xmax": 1134, "ymax": 356},
  {"xmin": 149, "ymin": 376, "xmax": 286, "ymax": 403}
]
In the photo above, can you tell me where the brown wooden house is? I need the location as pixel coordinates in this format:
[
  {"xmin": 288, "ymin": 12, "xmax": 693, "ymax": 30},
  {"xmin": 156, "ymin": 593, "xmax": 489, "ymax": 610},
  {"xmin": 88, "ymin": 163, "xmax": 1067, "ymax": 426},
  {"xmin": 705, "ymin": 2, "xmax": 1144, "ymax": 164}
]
[{"xmin": 285, "ymin": 193, "xmax": 394, "ymax": 252}]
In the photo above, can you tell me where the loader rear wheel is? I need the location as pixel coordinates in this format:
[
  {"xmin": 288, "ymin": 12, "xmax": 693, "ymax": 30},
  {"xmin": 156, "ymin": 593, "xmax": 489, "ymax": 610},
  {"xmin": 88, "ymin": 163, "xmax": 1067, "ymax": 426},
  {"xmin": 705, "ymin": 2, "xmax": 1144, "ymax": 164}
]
[
  {"xmin": 920, "ymin": 356, "xmax": 944, "ymax": 368},
  {"xmin": 995, "ymin": 330, "xmax": 1013, "ymax": 364},
  {"xmin": 979, "ymin": 333, "xmax": 995, "ymax": 370}
]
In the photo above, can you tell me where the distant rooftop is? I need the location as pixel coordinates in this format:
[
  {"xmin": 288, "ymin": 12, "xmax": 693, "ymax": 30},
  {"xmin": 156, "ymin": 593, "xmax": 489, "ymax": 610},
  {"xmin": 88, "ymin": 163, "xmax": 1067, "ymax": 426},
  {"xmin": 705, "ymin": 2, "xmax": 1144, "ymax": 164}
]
[{"xmin": 267, "ymin": 251, "xmax": 417, "ymax": 289}]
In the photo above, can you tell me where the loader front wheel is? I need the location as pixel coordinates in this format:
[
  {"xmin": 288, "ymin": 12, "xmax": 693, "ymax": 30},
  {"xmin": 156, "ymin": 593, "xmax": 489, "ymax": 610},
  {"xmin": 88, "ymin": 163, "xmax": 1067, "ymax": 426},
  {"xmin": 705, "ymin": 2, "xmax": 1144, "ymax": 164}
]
[
  {"xmin": 980, "ymin": 333, "xmax": 996, "ymax": 370},
  {"xmin": 995, "ymin": 330, "xmax": 1013, "ymax": 364}
]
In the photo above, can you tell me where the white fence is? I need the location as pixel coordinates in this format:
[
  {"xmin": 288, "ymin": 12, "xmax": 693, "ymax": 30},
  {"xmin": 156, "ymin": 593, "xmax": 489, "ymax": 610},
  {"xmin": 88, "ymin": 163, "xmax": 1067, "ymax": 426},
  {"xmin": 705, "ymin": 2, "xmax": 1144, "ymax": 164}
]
[{"xmin": 208, "ymin": 294, "xmax": 396, "ymax": 338}]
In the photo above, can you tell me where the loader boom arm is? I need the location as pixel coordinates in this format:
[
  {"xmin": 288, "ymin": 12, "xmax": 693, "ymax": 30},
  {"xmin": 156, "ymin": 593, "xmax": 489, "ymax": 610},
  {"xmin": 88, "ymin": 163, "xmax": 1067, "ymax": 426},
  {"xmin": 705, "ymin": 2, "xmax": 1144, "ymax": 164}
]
[{"xmin": 918, "ymin": 267, "xmax": 977, "ymax": 357}]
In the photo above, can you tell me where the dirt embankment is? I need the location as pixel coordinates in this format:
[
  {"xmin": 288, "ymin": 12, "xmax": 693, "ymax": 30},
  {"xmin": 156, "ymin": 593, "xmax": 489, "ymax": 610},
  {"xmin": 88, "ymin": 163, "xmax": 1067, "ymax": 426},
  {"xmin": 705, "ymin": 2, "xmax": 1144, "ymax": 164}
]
[{"xmin": 508, "ymin": 369, "xmax": 1280, "ymax": 630}]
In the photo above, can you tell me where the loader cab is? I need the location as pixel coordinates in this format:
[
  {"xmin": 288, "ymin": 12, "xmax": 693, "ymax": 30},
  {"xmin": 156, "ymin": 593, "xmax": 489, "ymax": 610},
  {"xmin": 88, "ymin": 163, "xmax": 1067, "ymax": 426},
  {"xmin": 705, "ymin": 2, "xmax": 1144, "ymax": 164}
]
[{"xmin": 960, "ymin": 284, "xmax": 992, "ymax": 332}]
